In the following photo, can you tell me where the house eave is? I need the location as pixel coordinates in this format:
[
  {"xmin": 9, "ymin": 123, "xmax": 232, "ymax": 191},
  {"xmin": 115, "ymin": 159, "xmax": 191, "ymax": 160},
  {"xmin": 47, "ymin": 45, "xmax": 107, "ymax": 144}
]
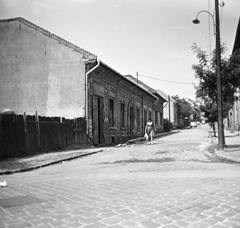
[
  {"xmin": 99, "ymin": 61, "xmax": 157, "ymax": 99},
  {"xmin": 0, "ymin": 17, "xmax": 97, "ymax": 59}
]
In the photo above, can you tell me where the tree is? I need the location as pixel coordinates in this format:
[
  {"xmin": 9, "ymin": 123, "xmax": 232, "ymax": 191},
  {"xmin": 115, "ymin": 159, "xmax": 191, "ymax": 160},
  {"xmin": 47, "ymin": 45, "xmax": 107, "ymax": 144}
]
[
  {"xmin": 172, "ymin": 95, "xmax": 200, "ymax": 127},
  {"xmin": 199, "ymin": 97, "xmax": 218, "ymax": 136},
  {"xmin": 192, "ymin": 42, "xmax": 240, "ymax": 138},
  {"xmin": 172, "ymin": 95, "xmax": 192, "ymax": 118},
  {"xmin": 189, "ymin": 99, "xmax": 202, "ymax": 121}
]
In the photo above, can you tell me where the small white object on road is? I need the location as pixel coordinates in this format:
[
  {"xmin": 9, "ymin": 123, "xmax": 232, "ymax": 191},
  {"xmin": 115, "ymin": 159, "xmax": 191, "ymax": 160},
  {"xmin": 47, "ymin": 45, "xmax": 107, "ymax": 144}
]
[{"xmin": 0, "ymin": 180, "xmax": 7, "ymax": 187}]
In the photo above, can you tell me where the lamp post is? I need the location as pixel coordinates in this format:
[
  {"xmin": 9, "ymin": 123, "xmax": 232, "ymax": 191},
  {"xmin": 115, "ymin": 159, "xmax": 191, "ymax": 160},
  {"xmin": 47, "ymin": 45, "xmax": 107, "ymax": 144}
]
[{"xmin": 193, "ymin": 0, "xmax": 224, "ymax": 149}]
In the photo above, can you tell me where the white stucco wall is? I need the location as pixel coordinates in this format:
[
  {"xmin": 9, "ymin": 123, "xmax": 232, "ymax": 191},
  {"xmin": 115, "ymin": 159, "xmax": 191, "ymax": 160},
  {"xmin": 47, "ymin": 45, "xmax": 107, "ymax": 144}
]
[
  {"xmin": 163, "ymin": 96, "xmax": 175, "ymax": 123},
  {"xmin": 0, "ymin": 19, "xmax": 94, "ymax": 118}
]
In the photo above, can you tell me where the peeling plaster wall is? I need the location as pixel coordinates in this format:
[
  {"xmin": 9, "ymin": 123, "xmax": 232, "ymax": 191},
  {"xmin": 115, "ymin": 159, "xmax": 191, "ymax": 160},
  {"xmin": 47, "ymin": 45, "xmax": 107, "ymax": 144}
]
[{"xmin": 88, "ymin": 65, "xmax": 159, "ymax": 145}]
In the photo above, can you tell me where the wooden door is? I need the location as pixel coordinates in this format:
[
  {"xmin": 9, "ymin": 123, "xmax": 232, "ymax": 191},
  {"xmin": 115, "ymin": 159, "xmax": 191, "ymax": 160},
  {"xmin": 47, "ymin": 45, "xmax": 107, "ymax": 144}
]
[
  {"xmin": 130, "ymin": 106, "xmax": 134, "ymax": 135},
  {"xmin": 92, "ymin": 96, "xmax": 104, "ymax": 145},
  {"xmin": 92, "ymin": 96, "xmax": 99, "ymax": 145}
]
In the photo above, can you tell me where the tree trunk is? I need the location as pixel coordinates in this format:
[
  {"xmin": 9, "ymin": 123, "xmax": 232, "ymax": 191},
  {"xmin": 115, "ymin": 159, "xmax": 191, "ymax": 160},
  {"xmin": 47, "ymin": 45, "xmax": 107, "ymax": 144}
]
[
  {"xmin": 222, "ymin": 121, "xmax": 226, "ymax": 147},
  {"xmin": 212, "ymin": 121, "xmax": 217, "ymax": 137}
]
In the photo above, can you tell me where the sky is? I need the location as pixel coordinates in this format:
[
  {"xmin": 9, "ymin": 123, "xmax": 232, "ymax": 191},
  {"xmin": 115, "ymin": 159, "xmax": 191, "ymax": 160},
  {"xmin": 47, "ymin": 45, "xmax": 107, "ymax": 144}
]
[{"xmin": 0, "ymin": 0, "xmax": 239, "ymax": 100}]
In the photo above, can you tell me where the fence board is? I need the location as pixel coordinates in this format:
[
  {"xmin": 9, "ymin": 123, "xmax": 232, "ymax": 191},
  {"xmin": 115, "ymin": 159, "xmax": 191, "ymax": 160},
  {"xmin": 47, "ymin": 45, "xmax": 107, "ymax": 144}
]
[{"xmin": 0, "ymin": 113, "xmax": 87, "ymax": 160}]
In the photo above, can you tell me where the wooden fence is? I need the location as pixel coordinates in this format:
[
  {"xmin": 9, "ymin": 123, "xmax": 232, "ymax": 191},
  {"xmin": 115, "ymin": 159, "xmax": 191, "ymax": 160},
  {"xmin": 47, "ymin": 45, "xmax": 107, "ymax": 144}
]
[{"xmin": 0, "ymin": 112, "xmax": 86, "ymax": 160}]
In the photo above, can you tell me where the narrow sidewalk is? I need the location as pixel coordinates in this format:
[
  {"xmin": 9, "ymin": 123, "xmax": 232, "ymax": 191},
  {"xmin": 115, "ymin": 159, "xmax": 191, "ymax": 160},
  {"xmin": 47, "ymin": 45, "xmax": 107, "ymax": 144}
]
[
  {"xmin": 0, "ymin": 147, "xmax": 104, "ymax": 175},
  {"xmin": 215, "ymin": 130, "xmax": 240, "ymax": 162},
  {"xmin": 0, "ymin": 131, "xmax": 176, "ymax": 175}
]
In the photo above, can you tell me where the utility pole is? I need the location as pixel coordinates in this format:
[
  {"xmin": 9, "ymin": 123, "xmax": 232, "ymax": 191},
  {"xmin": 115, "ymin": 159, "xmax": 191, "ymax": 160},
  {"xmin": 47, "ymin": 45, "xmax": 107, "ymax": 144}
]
[
  {"xmin": 168, "ymin": 95, "xmax": 171, "ymax": 122},
  {"xmin": 136, "ymin": 72, "xmax": 139, "ymax": 85},
  {"xmin": 215, "ymin": 0, "xmax": 224, "ymax": 149}
]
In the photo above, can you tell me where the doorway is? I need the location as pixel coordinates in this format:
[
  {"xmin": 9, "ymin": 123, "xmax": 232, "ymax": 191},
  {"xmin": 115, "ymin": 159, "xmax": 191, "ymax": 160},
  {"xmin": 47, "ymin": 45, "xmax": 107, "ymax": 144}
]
[
  {"xmin": 92, "ymin": 96, "xmax": 104, "ymax": 145},
  {"xmin": 129, "ymin": 106, "xmax": 134, "ymax": 135}
]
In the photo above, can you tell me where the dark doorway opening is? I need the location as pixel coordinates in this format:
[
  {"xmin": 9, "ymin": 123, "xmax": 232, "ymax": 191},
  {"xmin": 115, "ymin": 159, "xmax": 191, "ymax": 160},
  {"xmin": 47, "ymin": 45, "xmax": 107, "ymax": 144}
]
[
  {"xmin": 130, "ymin": 106, "xmax": 134, "ymax": 135},
  {"xmin": 92, "ymin": 96, "xmax": 104, "ymax": 145}
]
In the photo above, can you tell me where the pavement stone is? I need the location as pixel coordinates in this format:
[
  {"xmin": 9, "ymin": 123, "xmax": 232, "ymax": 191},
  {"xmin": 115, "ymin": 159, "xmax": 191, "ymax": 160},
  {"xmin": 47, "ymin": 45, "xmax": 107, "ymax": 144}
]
[
  {"xmin": 2, "ymin": 174, "xmax": 240, "ymax": 228},
  {"xmin": 0, "ymin": 127, "xmax": 240, "ymax": 228}
]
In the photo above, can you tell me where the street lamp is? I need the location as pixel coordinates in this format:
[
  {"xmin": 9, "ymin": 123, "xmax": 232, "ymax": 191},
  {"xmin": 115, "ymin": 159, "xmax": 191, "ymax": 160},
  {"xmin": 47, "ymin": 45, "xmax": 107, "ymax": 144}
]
[
  {"xmin": 193, "ymin": 10, "xmax": 215, "ymax": 25},
  {"xmin": 192, "ymin": 0, "xmax": 224, "ymax": 150}
]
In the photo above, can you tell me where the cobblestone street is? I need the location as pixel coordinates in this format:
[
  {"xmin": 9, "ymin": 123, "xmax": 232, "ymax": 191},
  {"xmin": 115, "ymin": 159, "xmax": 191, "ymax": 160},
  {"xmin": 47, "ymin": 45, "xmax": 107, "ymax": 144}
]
[{"xmin": 1, "ymin": 125, "xmax": 240, "ymax": 228}]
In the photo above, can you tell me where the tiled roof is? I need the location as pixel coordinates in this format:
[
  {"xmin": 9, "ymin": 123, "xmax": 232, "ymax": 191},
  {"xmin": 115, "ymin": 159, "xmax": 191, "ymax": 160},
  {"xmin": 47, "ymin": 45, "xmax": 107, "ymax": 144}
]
[
  {"xmin": 124, "ymin": 75, "xmax": 157, "ymax": 93},
  {"xmin": 233, "ymin": 17, "xmax": 240, "ymax": 53},
  {"xmin": 155, "ymin": 89, "xmax": 175, "ymax": 103},
  {"xmin": 0, "ymin": 17, "xmax": 97, "ymax": 59},
  {"xmin": 155, "ymin": 89, "xmax": 168, "ymax": 101},
  {"xmin": 99, "ymin": 63, "xmax": 157, "ymax": 99},
  {"xmin": 124, "ymin": 75, "xmax": 167, "ymax": 102}
]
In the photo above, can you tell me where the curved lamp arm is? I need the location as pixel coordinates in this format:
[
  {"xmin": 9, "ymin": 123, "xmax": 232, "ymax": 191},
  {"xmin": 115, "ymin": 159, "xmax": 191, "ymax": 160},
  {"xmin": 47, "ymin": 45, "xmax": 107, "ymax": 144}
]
[{"xmin": 192, "ymin": 10, "xmax": 216, "ymax": 35}]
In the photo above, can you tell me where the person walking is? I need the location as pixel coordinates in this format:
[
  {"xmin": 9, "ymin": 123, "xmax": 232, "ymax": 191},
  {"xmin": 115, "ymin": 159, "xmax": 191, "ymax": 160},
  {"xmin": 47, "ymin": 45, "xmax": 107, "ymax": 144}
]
[{"xmin": 145, "ymin": 118, "xmax": 155, "ymax": 144}]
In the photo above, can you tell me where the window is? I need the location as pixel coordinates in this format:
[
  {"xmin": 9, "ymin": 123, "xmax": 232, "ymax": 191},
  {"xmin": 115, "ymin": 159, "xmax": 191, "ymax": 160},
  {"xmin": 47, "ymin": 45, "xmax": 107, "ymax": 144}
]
[
  {"xmin": 155, "ymin": 111, "xmax": 158, "ymax": 124},
  {"xmin": 130, "ymin": 106, "xmax": 134, "ymax": 133},
  {"xmin": 109, "ymin": 99, "xmax": 114, "ymax": 127},
  {"xmin": 120, "ymin": 102, "xmax": 125, "ymax": 128},
  {"xmin": 144, "ymin": 109, "xmax": 147, "ymax": 126},
  {"xmin": 160, "ymin": 113, "xmax": 163, "ymax": 125},
  {"xmin": 136, "ymin": 107, "xmax": 140, "ymax": 130}
]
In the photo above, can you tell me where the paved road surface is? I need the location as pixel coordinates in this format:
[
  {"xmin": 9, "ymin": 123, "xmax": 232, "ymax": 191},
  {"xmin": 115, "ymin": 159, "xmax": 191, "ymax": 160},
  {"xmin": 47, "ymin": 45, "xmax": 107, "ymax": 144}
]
[{"xmin": 0, "ymin": 125, "xmax": 240, "ymax": 228}]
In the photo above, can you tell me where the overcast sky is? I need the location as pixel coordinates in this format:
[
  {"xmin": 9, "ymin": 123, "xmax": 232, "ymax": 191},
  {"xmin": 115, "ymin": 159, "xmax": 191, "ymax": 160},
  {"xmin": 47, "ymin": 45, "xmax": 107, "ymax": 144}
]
[{"xmin": 0, "ymin": 0, "xmax": 239, "ymax": 100}]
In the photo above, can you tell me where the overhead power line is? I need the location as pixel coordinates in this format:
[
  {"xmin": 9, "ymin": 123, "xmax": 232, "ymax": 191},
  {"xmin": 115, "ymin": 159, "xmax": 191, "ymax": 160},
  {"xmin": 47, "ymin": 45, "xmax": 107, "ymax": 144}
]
[
  {"xmin": 179, "ymin": 88, "xmax": 196, "ymax": 96},
  {"xmin": 138, "ymin": 74, "xmax": 198, "ymax": 85}
]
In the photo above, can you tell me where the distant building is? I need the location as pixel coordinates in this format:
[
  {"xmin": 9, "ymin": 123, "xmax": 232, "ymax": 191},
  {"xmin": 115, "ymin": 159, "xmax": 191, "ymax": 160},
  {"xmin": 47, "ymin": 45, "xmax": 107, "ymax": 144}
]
[
  {"xmin": 228, "ymin": 17, "xmax": 240, "ymax": 132},
  {"xmin": 123, "ymin": 75, "xmax": 167, "ymax": 134},
  {"xmin": 156, "ymin": 90, "xmax": 181, "ymax": 128}
]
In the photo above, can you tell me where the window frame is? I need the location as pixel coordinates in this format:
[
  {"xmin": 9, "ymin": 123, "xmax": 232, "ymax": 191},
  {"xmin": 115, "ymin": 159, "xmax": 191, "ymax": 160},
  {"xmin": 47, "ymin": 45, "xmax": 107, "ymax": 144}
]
[
  {"xmin": 109, "ymin": 98, "xmax": 114, "ymax": 127},
  {"xmin": 120, "ymin": 102, "xmax": 125, "ymax": 128},
  {"xmin": 136, "ymin": 106, "xmax": 140, "ymax": 130}
]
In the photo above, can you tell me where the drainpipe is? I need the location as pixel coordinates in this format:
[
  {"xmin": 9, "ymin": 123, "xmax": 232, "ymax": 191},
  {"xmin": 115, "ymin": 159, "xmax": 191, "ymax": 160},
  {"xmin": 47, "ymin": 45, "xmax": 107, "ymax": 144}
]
[
  {"xmin": 153, "ymin": 96, "xmax": 159, "ymax": 105},
  {"xmin": 142, "ymin": 94, "xmax": 144, "ymax": 134},
  {"xmin": 85, "ymin": 58, "xmax": 100, "ymax": 138},
  {"xmin": 168, "ymin": 95, "xmax": 171, "ymax": 122},
  {"xmin": 163, "ymin": 101, "xmax": 168, "ymax": 109}
]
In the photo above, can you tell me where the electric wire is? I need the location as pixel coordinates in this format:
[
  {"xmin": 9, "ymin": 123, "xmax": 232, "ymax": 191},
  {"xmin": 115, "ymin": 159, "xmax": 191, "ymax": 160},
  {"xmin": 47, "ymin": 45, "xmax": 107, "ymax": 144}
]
[
  {"xmin": 138, "ymin": 74, "xmax": 199, "ymax": 85},
  {"xmin": 179, "ymin": 88, "xmax": 196, "ymax": 96}
]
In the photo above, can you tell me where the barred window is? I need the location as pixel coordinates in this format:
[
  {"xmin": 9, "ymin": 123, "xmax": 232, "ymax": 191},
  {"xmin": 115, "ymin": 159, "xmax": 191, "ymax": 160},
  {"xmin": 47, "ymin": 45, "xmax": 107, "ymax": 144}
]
[
  {"xmin": 155, "ymin": 111, "xmax": 158, "ymax": 124},
  {"xmin": 120, "ymin": 102, "xmax": 125, "ymax": 128},
  {"xmin": 136, "ymin": 107, "xmax": 140, "ymax": 129},
  {"xmin": 109, "ymin": 99, "xmax": 114, "ymax": 127}
]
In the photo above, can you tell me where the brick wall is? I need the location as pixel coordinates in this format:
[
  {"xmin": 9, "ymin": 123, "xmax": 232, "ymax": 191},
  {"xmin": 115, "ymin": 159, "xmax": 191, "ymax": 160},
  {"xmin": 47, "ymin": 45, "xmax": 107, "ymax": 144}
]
[{"xmin": 88, "ymin": 63, "xmax": 162, "ymax": 145}]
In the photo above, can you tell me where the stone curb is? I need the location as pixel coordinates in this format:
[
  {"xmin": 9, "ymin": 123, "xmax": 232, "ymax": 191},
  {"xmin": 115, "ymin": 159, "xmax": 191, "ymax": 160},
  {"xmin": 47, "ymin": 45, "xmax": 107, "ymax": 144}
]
[
  {"xmin": 215, "ymin": 150, "xmax": 240, "ymax": 163},
  {"xmin": 0, "ymin": 150, "xmax": 103, "ymax": 175}
]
